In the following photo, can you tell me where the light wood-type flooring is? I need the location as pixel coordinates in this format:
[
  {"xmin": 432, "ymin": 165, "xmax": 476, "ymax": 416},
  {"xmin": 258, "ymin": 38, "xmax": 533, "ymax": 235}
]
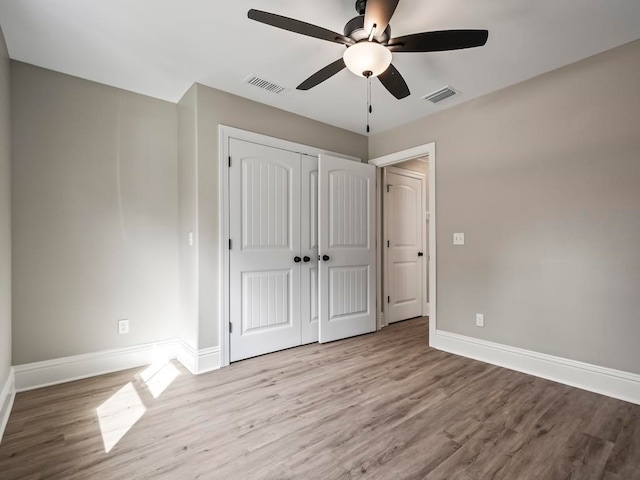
[{"xmin": 1, "ymin": 318, "xmax": 639, "ymax": 479}]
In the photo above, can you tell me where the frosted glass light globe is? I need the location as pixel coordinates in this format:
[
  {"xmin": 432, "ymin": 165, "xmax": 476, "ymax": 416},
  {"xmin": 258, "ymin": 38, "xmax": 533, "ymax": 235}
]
[{"xmin": 343, "ymin": 41, "xmax": 392, "ymax": 77}]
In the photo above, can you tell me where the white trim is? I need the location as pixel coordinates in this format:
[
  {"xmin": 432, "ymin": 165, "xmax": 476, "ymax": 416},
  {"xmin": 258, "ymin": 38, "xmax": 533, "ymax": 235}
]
[
  {"xmin": 431, "ymin": 329, "xmax": 640, "ymax": 405},
  {"xmin": 0, "ymin": 368, "xmax": 15, "ymax": 443},
  {"xmin": 380, "ymin": 166, "xmax": 388, "ymax": 328},
  {"xmin": 218, "ymin": 125, "xmax": 362, "ymax": 367},
  {"xmin": 13, "ymin": 340, "xmax": 178, "ymax": 392},
  {"xmin": 197, "ymin": 347, "xmax": 221, "ymax": 374},
  {"xmin": 175, "ymin": 341, "xmax": 221, "ymax": 375},
  {"xmin": 175, "ymin": 340, "xmax": 198, "ymax": 375},
  {"xmin": 375, "ymin": 167, "xmax": 384, "ymax": 330},
  {"xmin": 369, "ymin": 144, "xmax": 433, "ymax": 168},
  {"xmin": 369, "ymin": 142, "xmax": 436, "ymax": 343},
  {"xmin": 11, "ymin": 340, "xmax": 221, "ymax": 394}
]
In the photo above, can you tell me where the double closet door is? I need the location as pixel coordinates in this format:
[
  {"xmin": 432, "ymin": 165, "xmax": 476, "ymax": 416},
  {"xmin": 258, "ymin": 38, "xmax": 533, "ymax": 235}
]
[{"xmin": 229, "ymin": 139, "xmax": 376, "ymax": 362}]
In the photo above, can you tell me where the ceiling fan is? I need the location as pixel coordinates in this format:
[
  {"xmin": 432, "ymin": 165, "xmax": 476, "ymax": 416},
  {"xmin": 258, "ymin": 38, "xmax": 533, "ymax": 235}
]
[{"xmin": 248, "ymin": 0, "xmax": 489, "ymax": 100}]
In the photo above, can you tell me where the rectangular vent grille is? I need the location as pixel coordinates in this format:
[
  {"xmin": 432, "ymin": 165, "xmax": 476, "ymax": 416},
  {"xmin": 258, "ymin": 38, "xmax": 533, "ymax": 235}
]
[
  {"xmin": 244, "ymin": 74, "xmax": 288, "ymax": 95},
  {"xmin": 422, "ymin": 86, "xmax": 459, "ymax": 104}
]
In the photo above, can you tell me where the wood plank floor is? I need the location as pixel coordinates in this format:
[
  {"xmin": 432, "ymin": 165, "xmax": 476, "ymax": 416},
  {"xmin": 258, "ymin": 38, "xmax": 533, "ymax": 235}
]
[{"xmin": 1, "ymin": 318, "xmax": 639, "ymax": 479}]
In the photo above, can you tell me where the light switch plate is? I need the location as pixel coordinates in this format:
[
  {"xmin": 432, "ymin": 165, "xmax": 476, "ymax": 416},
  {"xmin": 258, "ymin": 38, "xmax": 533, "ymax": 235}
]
[{"xmin": 453, "ymin": 233, "xmax": 465, "ymax": 245}]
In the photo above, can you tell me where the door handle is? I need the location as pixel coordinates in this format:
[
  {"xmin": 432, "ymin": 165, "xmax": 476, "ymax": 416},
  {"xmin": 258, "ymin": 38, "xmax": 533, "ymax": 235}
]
[
  {"xmin": 322, "ymin": 255, "xmax": 330, "ymax": 262},
  {"xmin": 294, "ymin": 256, "xmax": 302, "ymax": 263},
  {"xmin": 303, "ymin": 256, "xmax": 311, "ymax": 263},
  {"xmin": 418, "ymin": 252, "xmax": 424, "ymax": 257}
]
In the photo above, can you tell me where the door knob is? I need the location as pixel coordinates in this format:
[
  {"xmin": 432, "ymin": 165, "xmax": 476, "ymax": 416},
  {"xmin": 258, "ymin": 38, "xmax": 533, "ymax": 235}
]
[
  {"xmin": 418, "ymin": 252, "xmax": 424, "ymax": 257},
  {"xmin": 294, "ymin": 256, "xmax": 302, "ymax": 263},
  {"xmin": 303, "ymin": 256, "xmax": 311, "ymax": 263},
  {"xmin": 322, "ymin": 255, "xmax": 330, "ymax": 261}
]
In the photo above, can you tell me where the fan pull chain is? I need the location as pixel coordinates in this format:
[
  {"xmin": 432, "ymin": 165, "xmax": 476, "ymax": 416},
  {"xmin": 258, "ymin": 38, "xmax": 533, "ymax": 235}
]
[{"xmin": 365, "ymin": 71, "xmax": 372, "ymax": 133}]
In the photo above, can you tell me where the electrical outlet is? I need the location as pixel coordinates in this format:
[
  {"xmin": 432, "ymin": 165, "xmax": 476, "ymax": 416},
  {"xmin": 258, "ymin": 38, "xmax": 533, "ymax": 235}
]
[
  {"xmin": 188, "ymin": 231, "xmax": 194, "ymax": 247},
  {"xmin": 453, "ymin": 233, "xmax": 465, "ymax": 245},
  {"xmin": 118, "ymin": 319, "xmax": 129, "ymax": 334},
  {"xmin": 476, "ymin": 313, "xmax": 484, "ymax": 327}
]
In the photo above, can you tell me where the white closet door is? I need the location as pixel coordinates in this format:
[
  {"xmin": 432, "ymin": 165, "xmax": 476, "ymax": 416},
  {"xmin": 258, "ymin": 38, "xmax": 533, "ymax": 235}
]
[
  {"xmin": 229, "ymin": 139, "xmax": 301, "ymax": 362},
  {"xmin": 301, "ymin": 155, "xmax": 320, "ymax": 344},
  {"xmin": 318, "ymin": 154, "xmax": 376, "ymax": 343},
  {"xmin": 386, "ymin": 169, "xmax": 423, "ymax": 323}
]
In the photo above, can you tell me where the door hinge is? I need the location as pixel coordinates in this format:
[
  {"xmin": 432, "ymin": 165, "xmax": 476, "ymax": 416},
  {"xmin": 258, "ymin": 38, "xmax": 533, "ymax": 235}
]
[
  {"xmin": 386, "ymin": 184, "xmax": 392, "ymax": 193},
  {"xmin": 387, "ymin": 296, "xmax": 390, "ymax": 303},
  {"xmin": 228, "ymin": 156, "xmax": 232, "ymax": 167},
  {"xmin": 229, "ymin": 239, "xmax": 232, "ymax": 250},
  {"xmin": 387, "ymin": 240, "xmax": 390, "ymax": 248},
  {"xmin": 229, "ymin": 322, "xmax": 233, "ymax": 333}
]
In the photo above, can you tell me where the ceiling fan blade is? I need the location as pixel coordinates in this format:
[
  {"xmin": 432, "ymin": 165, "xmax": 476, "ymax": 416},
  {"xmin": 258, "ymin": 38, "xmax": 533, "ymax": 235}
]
[
  {"xmin": 387, "ymin": 30, "xmax": 489, "ymax": 52},
  {"xmin": 297, "ymin": 59, "xmax": 346, "ymax": 90},
  {"xmin": 378, "ymin": 64, "xmax": 410, "ymax": 99},
  {"xmin": 248, "ymin": 9, "xmax": 353, "ymax": 45},
  {"xmin": 364, "ymin": 0, "xmax": 400, "ymax": 36}
]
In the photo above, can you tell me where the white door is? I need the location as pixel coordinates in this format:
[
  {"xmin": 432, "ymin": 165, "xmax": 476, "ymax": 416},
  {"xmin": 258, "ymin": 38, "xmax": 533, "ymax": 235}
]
[
  {"xmin": 301, "ymin": 155, "xmax": 320, "ymax": 344},
  {"xmin": 318, "ymin": 155, "xmax": 376, "ymax": 343},
  {"xmin": 229, "ymin": 139, "xmax": 303, "ymax": 361},
  {"xmin": 385, "ymin": 168, "xmax": 424, "ymax": 323}
]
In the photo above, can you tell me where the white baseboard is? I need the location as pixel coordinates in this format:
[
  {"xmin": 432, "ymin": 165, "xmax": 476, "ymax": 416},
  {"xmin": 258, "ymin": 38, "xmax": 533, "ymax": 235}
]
[
  {"xmin": 12, "ymin": 338, "xmax": 222, "ymax": 394},
  {"xmin": 1, "ymin": 368, "xmax": 16, "ymax": 443},
  {"xmin": 175, "ymin": 340, "xmax": 220, "ymax": 375},
  {"xmin": 13, "ymin": 340, "xmax": 178, "ymax": 392},
  {"xmin": 431, "ymin": 329, "xmax": 640, "ymax": 405},
  {"xmin": 197, "ymin": 346, "xmax": 221, "ymax": 374}
]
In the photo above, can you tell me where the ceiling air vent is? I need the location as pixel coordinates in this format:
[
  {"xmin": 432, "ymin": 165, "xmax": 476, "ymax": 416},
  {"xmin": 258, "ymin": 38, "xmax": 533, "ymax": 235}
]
[
  {"xmin": 243, "ymin": 74, "xmax": 288, "ymax": 95},
  {"xmin": 422, "ymin": 86, "xmax": 460, "ymax": 104}
]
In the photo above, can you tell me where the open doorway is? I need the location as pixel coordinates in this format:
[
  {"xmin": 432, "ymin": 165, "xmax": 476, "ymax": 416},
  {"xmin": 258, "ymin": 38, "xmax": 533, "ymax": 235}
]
[{"xmin": 369, "ymin": 143, "xmax": 436, "ymax": 338}]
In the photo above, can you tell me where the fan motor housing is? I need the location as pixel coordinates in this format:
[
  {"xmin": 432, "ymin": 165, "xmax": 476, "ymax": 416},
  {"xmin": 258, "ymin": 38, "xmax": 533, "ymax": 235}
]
[{"xmin": 344, "ymin": 15, "xmax": 390, "ymax": 44}]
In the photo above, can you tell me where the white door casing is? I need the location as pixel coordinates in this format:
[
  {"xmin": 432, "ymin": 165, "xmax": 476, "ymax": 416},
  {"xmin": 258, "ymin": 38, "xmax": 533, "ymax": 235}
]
[
  {"xmin": 318, "ymin": 154, "xmax": 376, "ymax": 343},
  {"xmin": 385, "ymin": 167, "xmax": 424, "ymax": 323},
  {"xmin": 368, "ymin": 142, "xmax": 436, "ymax": 344},
  {"xmin": 229, "ymin": 139, "xmax": 303, "ymax": 361}
]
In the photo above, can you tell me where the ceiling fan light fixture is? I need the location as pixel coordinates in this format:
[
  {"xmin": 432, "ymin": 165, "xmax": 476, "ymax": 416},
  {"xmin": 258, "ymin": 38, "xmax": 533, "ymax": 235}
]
[{"xmin": 343, "ymin": 41, "xmax": 392, "ymax": 78}]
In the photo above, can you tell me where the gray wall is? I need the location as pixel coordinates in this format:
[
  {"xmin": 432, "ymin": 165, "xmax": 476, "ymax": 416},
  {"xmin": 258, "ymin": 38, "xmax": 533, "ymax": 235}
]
[
  {"xmin": 0, "ymin": 27, "xmax": 11, "ymax": 395},
  {"xmin": 11, "ymin": 62, "xmax": 179, "ymax": 364},
  {"xmin": 370, "ymin": 40, "xmax": 640, "ymax": 374},
  {"xmin": 177, "ymin": 85, "xmax": 198, "ymax": 350},
  {"xmin": 180, "ymin": 84, "xmax": 368, "ymax": 349}
]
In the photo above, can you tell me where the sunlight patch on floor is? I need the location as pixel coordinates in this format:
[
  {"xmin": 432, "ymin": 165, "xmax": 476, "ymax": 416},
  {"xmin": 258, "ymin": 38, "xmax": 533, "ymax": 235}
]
[
  {"xmin": 96, "ymin": 346, "xmax": 181, "ymax": 453},
  {"xmin": 96, "ymin": 382, "xmax": 146, "ymax": 453},
  {"xmin": 143, "ymin": 361, "xmax": 180, "ymax": 399}
]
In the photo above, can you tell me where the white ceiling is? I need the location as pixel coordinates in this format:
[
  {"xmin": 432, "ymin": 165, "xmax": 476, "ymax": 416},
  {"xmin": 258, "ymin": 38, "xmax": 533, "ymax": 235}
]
[{"xmin": 1, "ymin": 0, "xmax": 639, "ymax": 134}]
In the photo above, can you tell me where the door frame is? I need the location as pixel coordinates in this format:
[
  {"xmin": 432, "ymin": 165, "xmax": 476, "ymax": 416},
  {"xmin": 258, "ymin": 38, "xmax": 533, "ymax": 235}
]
[
  {"xmin": 383, "ymin": 165, "xmax": 428, "ymax": 323},
  {"xmin": 218, "ymin": 125, "xmax": 361, "ymax": 367},
  {"xmin": 369, "ymin": 143, "xmax": 436, "ymax": 344}
]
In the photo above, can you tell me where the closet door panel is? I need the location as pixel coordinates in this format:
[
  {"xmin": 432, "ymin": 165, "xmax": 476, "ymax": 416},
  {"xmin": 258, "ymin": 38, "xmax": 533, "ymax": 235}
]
[
  {"xmin": 318, "ymin": 155, "xmax": 376, "ymax": 343},
  {"xmin": 229, "ymin": 139, "xmax": 302, "ymax": 362}
]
